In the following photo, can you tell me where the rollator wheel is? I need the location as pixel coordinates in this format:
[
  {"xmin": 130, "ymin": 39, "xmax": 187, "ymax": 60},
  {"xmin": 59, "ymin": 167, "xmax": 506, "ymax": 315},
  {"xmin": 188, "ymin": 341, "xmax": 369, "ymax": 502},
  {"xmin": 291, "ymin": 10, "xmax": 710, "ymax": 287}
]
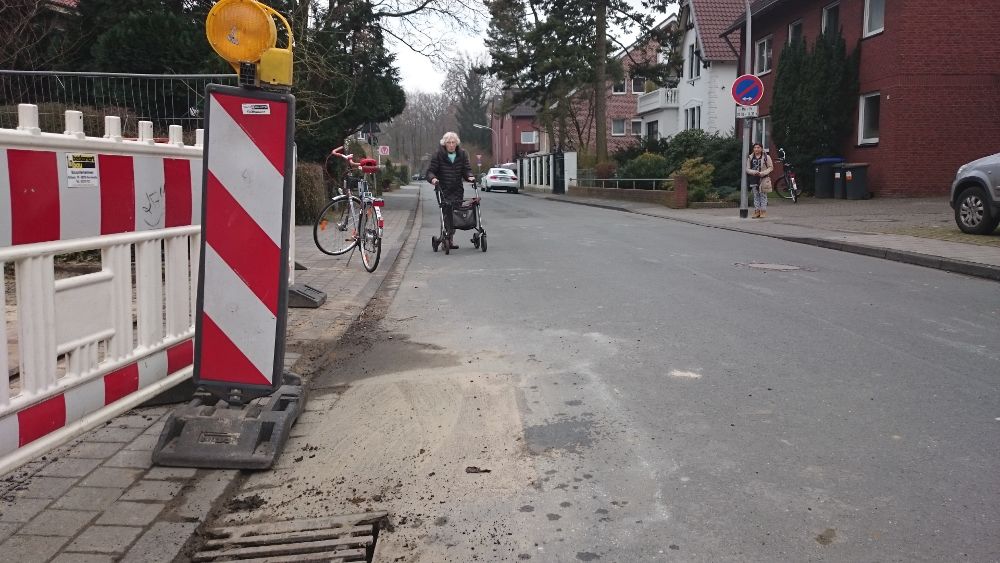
[
  {"xmin": 472, "ymin": 233, "xmax": 480, "ymax": 249},
  {"xmin": 444, "ymin": 239, "xmax": 450, "ymax": 255},
  {"xmin": 480, "ymin": 233, "xmax": 487, "ymax": 252},
  {"xmin": 432, "ymin": 236, "xmax": 439, "ymax": 252}
]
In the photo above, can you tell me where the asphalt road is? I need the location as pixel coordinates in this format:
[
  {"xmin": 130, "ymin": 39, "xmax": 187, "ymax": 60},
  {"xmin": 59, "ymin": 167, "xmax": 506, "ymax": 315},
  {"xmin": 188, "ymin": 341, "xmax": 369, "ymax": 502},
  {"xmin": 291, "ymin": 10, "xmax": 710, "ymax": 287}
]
[{"xmin": 306, "ymin": 184, "xmax": 1000, "ymax": 562}]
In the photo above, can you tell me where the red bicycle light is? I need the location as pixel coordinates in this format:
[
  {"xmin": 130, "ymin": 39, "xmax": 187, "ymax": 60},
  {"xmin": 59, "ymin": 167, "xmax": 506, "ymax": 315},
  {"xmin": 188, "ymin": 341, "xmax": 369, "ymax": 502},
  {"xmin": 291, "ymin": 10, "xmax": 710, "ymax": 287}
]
[
  {"xmin": 373, "ymin": 199, "xmax": 384, "ymax": 207},
  {"xmin": 378, "ymin": 220, "xmax": 384, "ymax": 228}
]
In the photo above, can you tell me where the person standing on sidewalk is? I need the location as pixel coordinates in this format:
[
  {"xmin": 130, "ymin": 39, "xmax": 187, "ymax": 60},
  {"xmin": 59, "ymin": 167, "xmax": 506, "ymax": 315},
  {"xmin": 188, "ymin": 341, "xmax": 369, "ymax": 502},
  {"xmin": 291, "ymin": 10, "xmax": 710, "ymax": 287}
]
[
  {"xmin": 746, "ymin": 142, "xmax": 773, "ymax": 218},
  {"xmin": 426, "ymin": 131, "xmax": 476, "ymax": 248}
]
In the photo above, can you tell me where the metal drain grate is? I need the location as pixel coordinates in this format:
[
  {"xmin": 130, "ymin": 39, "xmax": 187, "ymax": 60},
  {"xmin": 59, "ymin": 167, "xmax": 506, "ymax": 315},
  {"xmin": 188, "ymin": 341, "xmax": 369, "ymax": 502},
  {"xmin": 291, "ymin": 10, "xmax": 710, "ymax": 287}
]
[{"xmin": 194, "ymin": 512, "xmax": 387, "ymax": 563}]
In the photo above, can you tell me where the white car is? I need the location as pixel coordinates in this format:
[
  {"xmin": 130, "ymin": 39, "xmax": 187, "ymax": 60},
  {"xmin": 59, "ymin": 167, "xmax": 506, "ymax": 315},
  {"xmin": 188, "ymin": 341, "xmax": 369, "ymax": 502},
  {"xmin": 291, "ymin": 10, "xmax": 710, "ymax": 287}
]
[{"xmin": 481, "ymin": 168, "xmax": 519, "ymax": 193}]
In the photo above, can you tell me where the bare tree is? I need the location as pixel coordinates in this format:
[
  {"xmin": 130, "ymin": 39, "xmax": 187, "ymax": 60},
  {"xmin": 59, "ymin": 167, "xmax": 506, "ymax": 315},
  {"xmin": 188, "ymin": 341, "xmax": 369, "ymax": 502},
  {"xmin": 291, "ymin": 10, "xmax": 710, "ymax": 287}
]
[
  {"xmin": 381, "ymin": 90, "xmax": 457, "ymax": 171},
  {"xmin": 0, "ymin": 0, "xmax": 60, "ymax": 70}
]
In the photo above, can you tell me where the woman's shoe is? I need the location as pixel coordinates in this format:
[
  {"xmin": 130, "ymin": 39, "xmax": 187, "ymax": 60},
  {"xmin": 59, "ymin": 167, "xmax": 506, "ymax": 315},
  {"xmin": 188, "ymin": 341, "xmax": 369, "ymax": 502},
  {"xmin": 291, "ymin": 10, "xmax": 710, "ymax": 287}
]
[
  {"xmin": 447, "ymin": 237, "xmax": 459, "ymax": 249},
  {"xmin": 759, "ymin": 211, "xmax": 766, "ymax": 219},
  {"xmin": 752, "ymin": 210, "xmax": 761, "ymax": 218}
]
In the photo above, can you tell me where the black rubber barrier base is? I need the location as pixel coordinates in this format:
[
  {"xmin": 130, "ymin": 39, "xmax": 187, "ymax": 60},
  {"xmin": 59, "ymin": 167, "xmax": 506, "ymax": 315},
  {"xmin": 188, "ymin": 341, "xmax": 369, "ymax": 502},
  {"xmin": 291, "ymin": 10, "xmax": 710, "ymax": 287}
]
[
  {"xmin": 151, "ymin": 378, "xmax": 307, "ymax": 470},
  {"xmin": 288, "ymin": 283, "xmax": 327, "ymax": 308}
]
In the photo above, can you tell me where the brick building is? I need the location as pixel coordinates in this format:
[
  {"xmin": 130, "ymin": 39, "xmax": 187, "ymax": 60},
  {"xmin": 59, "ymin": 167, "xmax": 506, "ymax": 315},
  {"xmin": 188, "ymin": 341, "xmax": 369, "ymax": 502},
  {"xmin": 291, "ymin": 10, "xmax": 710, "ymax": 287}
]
[
  {"xmin": 488, "ymin": 95, "xmax": 541, "ymax": 165},
  {"xmin": 722, "ymin": 0, "xmax": 1000, "ymax": 196}
]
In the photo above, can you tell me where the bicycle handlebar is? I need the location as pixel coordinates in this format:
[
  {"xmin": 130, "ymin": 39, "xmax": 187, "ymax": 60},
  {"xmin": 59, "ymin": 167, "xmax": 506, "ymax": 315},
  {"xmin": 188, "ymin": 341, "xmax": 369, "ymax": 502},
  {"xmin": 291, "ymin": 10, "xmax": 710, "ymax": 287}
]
[{"xmin": 331, "ymin": 145, "xmax": 362, "ymax": 169}]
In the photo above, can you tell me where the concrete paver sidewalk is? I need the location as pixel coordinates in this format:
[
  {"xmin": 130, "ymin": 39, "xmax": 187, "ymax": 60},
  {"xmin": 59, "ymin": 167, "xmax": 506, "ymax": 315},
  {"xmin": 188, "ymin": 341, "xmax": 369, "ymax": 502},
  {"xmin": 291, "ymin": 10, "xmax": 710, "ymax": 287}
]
[
  {"xmin": 0, "ymin": 186, "xmax": 421, "ymax": 563},
  {"xmin": 529, "ymin": 192, "xmax": 1000, "ymax": 281}
]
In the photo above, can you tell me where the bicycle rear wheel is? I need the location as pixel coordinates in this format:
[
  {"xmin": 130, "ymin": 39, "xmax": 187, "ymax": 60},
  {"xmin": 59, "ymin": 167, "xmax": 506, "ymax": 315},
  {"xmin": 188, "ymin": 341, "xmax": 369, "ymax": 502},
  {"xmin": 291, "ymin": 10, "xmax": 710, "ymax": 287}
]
[
  {"xmin": 314, "ymin": 195, "xmax": 362, "ymax": 255},
  {"xmin": 360, "ymin": 202, "xmax": 382, "ymax": 272},
  {"xmin": 773, "ymin": 176, "xmax": 792, "ymax": 200}
]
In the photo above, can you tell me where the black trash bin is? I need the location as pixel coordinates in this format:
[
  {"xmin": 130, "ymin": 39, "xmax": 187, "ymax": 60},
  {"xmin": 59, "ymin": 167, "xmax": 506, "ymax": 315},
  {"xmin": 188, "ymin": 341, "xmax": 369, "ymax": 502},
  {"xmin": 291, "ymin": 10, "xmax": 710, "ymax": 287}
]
[
  {"xmin": 812, "ymin": 158, "xmax": 845, "ymax": 199},
  {"xmin": 832, "ymin": 164, "xmax": 847, "ymax": 199},
  {"xmin": 843, "ymin": 163, "xmax": 871, "ymax": 200}
]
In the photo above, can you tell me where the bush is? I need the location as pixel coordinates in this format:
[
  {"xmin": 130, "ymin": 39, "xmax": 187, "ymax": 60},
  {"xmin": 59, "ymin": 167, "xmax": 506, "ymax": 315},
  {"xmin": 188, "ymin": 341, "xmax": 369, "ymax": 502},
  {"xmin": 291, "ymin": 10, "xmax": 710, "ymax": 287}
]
[
  {"xmin": 397, "ymin": 164, "xmax": 409, "ymax": 184},
  {"xmin": 594, "ymin": 160, "xmax": 618, "ymax": 180},
  {"xmin": 611, "ymin": 136, "xmax": 670, "ymax": 165},
  {"xmin": 295, "ymin": 162, "xmax": 327, "ymax": 225},
  {"xmin": 672, "ymin": 157, "xmax": 714, "ymax": 202},
  {"xmin": 664, "ymin": 129, "xmax": 710, "ymax": 174},
  {"xmin": 703, "ymin": 133, "xmax": 743, "ymax": 189},
  {"xmin": 618, "ymin": 152, "xmax": 672, "ymax": 189}
]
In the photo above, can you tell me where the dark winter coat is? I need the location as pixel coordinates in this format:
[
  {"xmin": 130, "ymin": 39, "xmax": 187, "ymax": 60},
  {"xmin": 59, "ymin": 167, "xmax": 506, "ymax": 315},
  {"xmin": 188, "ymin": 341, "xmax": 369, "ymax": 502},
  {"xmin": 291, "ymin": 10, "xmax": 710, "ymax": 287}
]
[{"xmin": 426, "ymin": 145, "xmax": 473, "ymax": 202}]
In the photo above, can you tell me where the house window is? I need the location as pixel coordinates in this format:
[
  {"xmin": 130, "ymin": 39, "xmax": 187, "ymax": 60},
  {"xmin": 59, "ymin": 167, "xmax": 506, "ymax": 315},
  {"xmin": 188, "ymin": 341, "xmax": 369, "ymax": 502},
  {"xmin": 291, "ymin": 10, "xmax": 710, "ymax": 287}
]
[
  {"xmin": 520, "ymin": 130, "xmax": 536, "ymax": 144},
  {"xmin": 631, "ymin": 76, "xmax": 645, "ymax": 93},
  {"xmin": 684, "ymin": 107, "xmax": 701, "ymax": 130},
  {"xmin": 788, "ymin": 20, "xmax": 803, "ymax": 44},
  {"xmin": 752, "ymin": 115, "xmax": 771, "ymax": 150},
  {"xmin": 631, "ymin": 119, "xmax": 642, "ymax": 136},
  {"xmin": 612, "ymin": 79, "xmax": 626, "ymax": 94},
  {"xmin": 865, "ymin": 0, "xmax": 884, "ymax": 36},
  {"xmin": 688, "ymin": 44, "xmax": 701, "ymax": 79},
  {"xmin": 754, "ymin": 35, "xmax": 772, "ymax": 75},
  {"xmin": 646, "ymin": 121, "xmax": 659, "ymax": 139},
  {"xmin": 859, "ymin": 92, "xmax": 880, "ymax": 144},
  {"xmin": 823, "ymin": 2, "xmax": 840, "ymax": 35},
  {"xmin": 611, "ymin": 119, "xmax": 626, "ymax": 136}
]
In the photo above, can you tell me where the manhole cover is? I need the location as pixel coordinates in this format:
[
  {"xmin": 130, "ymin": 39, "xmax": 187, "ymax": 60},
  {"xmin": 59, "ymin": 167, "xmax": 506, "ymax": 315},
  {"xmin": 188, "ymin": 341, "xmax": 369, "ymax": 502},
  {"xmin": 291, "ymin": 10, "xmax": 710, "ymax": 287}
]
[
  {"xmin": 738, "ymin": 263, "xmax": 801, "ymax": 271},
  {"xmin": 194, "ymin": 512, "xmax": 386, "ymax": 562}
]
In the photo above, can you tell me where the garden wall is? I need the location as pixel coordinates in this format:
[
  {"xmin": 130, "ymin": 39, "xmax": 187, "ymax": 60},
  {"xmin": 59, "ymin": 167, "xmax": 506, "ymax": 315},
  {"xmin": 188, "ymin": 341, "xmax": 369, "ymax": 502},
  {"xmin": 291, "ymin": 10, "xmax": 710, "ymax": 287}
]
[{"xmin": 567, "ymin": 176, "xmax": 688, "ymax": 208}]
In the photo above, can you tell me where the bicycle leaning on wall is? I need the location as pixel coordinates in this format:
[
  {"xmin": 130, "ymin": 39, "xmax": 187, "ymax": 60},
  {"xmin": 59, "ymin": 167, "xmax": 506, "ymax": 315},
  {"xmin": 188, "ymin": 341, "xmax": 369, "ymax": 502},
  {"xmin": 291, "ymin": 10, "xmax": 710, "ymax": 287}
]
[
  {"xmin": 313, "ymin": 146, "xmax": 384, "ymax": 272},
  {"xmin": 772, "ymin": 147, "xmax": 802, "ymax": 202}
]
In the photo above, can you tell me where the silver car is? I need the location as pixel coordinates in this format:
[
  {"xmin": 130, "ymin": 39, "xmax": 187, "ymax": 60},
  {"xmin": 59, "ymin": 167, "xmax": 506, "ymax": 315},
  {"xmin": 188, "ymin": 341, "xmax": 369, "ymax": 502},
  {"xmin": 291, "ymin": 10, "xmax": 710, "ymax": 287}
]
[
  {"xmin": 481, "ymin": 167, "xmax": 519, "ymax": 193},
  {"xmin": 951, "ymin": 151, "xmax": 1000, "ymax": 234}
]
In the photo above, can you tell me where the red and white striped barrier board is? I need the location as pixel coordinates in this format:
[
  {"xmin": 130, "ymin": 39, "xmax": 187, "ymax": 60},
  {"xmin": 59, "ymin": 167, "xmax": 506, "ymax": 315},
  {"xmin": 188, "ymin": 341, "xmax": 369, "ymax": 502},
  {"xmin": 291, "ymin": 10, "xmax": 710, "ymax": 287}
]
[
  {"xmin": 0, "ymin": 340, "xmax": 192, "ymax": 457},
  {"xmin": 194, "ymin": 85, "xmax": 293, "ymax": 398},
  {"xmin": 0, "ymin": 150, "xmax": 201, "ymax": 247}
]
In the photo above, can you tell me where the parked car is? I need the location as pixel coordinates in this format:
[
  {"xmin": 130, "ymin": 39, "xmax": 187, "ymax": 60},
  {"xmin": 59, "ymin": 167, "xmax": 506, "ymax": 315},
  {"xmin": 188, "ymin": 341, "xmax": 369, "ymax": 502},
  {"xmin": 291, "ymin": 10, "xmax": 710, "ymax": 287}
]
[
  {"xmin": 411, "ymin": 173, "xmax": 426, "ymax": 181},
  {"xmin": 481, "ymin": 167, "xmax": 519, "ymax": 193},
  {"xmin": 951, "ymin": 151, "xmax": 1000, "ymax": 234}
]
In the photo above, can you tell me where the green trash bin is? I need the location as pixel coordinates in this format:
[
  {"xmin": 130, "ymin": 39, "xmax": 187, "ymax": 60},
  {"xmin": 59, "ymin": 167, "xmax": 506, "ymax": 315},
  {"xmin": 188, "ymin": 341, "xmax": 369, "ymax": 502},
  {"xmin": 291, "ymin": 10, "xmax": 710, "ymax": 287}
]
[
  {"xmin": 843, "ymin": 163, "xmax": 871, "ymax": 200},
  {"xmin": 812, "ymin": 158, "xmax": 845, "ymax": 199}
]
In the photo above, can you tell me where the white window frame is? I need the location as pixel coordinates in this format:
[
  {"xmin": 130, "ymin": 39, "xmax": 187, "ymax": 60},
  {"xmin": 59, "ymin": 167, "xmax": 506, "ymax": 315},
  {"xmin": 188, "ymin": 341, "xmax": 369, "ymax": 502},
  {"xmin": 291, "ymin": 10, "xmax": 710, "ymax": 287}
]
[
  {"xmin": 752, "ymin": 115, "xmax": 771, "ymax": 150},
  {"xmin": 864, "ymin": 0, "xmax": 885, "ymax": 37},
  {"xmin": 858, "ymin": 92, "xmax": 880, "ymax": 144},
  {"xmin": 611, "ymin": 119, "xmax": 626, "ymax": 136},
  {"xmin": 631, "ymin": 76, "xmax": 645, "ymax": 94},
  {"xmin": 684, "ymin": 107, "xmax": 702, "ymax": 131},
  {"xmin": 754, "ymin": 35, "xmax": 773, "ymax": 75},
  {"xmin": 646, "ymin": 120, "xmax": 659, "ymax": 139},
  {"xmin": 823, "ymin": 2, "xmax": 840, "ymax": 35},
  {"xmin": 630, "ymin": 119, "xmax": 642, "ymax": 136},
  {"xmin": 788, "ymin": 20, "xmax": 803, "ymax": 44},
  {"xmin": 612, "ymin": 79, "xmax": 626, "ymax": 94},
  {"xmin": 688, "ymin": 44, "xmax": 701, "ymax": 79},
  {"xmin": 520, "ymin": 130, "xmax": 536, "ymax": 144}
]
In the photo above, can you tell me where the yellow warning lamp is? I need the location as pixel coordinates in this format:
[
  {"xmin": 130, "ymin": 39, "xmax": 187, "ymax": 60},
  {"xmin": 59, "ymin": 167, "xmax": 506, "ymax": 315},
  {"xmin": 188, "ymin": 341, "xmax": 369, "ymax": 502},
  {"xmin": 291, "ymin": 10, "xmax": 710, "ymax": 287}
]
[{"xmin": 206, "ymin": 0, "xmax": 293, "ymax": 89}]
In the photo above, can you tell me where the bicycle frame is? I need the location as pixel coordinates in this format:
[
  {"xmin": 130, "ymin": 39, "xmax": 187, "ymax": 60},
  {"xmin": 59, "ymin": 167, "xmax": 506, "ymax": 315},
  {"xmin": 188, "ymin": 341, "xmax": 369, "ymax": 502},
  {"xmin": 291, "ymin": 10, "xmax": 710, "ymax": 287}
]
[{"xmin": 774, "ymin": 148, "xmax": 801, "ymax": 202}]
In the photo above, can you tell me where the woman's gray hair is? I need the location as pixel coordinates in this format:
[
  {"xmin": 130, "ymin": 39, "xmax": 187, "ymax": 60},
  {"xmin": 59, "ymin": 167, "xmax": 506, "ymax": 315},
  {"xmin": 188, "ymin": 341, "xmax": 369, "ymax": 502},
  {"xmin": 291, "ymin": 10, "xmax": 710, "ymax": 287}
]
[{"xmin": 440, "ymin": 131, "xmax": 460, "ymax": 145}]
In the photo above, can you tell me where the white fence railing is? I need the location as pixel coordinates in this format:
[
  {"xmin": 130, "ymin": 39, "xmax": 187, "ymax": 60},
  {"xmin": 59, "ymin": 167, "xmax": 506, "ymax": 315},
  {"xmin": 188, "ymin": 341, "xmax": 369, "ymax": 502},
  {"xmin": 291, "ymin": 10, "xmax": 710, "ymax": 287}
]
[
  {"xmin": 637, "ymin": 88, "xmax": 679, "ymax": 114},
  {"xmin": 0, "ymin": 104, "xmax": 202, "ymax": 474}
]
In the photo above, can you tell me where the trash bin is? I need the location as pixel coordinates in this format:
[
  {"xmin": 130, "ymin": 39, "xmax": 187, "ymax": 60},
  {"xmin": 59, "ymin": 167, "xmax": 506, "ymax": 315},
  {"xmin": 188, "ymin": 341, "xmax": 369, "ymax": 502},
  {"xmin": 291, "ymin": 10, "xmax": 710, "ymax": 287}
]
[
  {"xmin": 812, "ymin": 158, "xmax": 845, "ymax": 199},
  {"xmin": 843, "ymin": 163, "xmax": 871, "ymax": 200},
  {"xmin": 832, "ymin": 164, "xmax": 847, "ymax": 199}
]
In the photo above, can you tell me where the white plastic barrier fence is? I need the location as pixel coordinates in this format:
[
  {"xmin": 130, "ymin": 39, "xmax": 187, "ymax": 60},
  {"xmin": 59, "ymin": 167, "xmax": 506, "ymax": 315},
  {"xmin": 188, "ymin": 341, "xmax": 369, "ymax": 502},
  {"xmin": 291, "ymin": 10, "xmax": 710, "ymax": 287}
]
[{"xmin": 0, "ymin": 105, "xmax": 203, "ymax": 474}]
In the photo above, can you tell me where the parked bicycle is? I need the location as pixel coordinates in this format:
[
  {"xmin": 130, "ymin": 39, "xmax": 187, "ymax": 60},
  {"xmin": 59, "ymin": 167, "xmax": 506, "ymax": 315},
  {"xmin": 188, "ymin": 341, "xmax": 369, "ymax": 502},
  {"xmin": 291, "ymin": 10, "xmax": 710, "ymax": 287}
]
[
  {"xmin": 772, "ymin": 147, "xmax": 802, "ymax": 202},
  {"xmin": 313, "ymin": 146, "xmax": 384, "ymax": 272}
]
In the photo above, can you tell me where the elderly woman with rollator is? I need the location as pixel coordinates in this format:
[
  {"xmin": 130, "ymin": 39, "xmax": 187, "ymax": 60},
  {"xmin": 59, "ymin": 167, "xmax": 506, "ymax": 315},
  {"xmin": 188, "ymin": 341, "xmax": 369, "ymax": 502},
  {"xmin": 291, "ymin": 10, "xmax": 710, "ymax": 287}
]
[{"xmin": 426, "ymin": 131, "xmax": 476, "ymax": 249}]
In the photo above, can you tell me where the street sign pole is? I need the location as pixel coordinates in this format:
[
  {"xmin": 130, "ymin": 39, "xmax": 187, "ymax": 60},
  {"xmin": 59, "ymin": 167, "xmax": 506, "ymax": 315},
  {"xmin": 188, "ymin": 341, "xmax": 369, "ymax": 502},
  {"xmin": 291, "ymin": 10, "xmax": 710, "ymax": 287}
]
[{"xmin": 740, "ymin": 0, "xmax": 752, "ymax": 219}]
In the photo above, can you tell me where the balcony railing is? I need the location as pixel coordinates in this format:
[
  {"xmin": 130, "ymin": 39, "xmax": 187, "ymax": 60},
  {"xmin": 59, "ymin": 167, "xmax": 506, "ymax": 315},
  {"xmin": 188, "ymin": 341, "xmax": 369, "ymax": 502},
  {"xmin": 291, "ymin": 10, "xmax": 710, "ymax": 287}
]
[{"xmin": 637, "ymin": 88, "xmax": 679, "ymax": 114}]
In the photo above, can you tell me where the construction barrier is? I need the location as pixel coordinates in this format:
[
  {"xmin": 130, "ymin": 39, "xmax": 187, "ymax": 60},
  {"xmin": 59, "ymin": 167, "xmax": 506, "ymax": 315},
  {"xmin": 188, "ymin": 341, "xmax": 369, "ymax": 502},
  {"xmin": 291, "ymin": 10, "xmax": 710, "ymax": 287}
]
[{"xmin": 0, "ymin": 104, "xmax": 202, "ymax": 474}]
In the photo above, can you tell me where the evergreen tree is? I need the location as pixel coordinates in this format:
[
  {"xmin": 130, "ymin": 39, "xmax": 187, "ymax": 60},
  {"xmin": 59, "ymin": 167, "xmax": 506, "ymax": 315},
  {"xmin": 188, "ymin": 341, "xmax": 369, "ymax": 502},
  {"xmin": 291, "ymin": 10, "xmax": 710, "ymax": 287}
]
[
  {"xmin": 769, "ymin": 30, "xmax": 860, "ymax": 190},
  {"xmin": 483, "ymin": 0, "xmax": 678, "ymax": 162},
  {"xmin": 455, "ymin": 66, "xmax": 491, "ymax": 153}
]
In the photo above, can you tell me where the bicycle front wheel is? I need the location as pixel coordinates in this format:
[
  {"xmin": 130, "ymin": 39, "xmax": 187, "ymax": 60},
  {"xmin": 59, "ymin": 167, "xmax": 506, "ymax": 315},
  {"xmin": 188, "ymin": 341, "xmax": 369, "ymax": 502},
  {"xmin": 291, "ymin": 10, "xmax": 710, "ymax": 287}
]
[
  {"xmin": 314, "ymin": 195, "xmax": 362, "ymax": 255},
  {"xmin": 773, "ymin": 176, "xmax": 792, "ymax": 200},
  {"xmin": 360, "ymin": 202, "xmax": 382, "ymax": 272}
]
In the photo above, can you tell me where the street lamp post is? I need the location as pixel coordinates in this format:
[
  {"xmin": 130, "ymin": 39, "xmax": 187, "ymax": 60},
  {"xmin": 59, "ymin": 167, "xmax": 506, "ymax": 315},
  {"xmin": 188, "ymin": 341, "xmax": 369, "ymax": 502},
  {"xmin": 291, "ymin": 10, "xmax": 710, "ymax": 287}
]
[{"xmin": 473, "ymin": 123, "xmax": 497, "ymax": 164}]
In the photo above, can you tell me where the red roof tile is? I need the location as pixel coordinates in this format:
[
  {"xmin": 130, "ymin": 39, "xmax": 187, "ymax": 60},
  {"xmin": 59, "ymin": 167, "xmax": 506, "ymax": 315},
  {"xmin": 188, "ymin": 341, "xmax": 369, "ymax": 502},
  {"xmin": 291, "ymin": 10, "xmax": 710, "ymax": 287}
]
[{"xmin": 690, "ymin": 0, "xmax": 748, "ymax": 61}]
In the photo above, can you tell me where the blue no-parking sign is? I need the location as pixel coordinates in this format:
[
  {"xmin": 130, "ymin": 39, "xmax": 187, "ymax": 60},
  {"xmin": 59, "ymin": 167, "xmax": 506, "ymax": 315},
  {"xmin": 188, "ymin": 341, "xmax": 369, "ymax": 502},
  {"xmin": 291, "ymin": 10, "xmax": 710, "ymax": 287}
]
[{"xmin": 732, "ymin": 75, "xmax": 764, "ymax": 106}]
